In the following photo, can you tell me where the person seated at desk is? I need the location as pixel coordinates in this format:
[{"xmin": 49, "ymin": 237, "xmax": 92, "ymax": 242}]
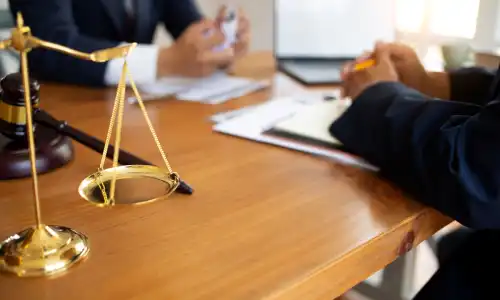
[
  {"xmin": 8, "ymin": 0, "xmax": 251, "ymax": 86},
  {"xmin": 331, "ymin": 42, "xmax": 500, "ymax": 299}
]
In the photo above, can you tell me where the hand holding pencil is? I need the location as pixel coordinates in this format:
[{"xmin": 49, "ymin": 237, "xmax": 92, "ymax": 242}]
[
  {"xmin": 341, "ymin": 52, "xmax": 376, "ymax": 78},
  {"xmin": 341, "ymin": 42, "xmax": 399, "ymax": 100},
  {"xmin": 353, "ymin": 58, "xmax": 376, "ymax": 71}
]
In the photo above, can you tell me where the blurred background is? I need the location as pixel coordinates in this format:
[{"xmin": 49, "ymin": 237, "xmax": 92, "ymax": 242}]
[
  {"xmin": 1, "ymin": 0, "xmax": 500, "ymax": 69},
  {"xmin": 175, "ymin": 0, "xmax": 500, "ymax": 70}
]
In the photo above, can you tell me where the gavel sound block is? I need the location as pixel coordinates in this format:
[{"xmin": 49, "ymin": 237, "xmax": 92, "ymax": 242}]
[{"xmin": 0, "ymin": 73, "xmax": 73, "ymax": 179}]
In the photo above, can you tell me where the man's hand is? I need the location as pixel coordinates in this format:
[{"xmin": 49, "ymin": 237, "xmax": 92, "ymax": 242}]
[
  {"xmin": 234, "ymin": 9, "xmax": 251, "ymax": 59},
  {"xmin": 216, "ymin": 6, "xmax": 251, "ymax": 59},
  {"xmin": 157, "ymin": 19, "xmax": 235, "ymax": 77},
  {"xmin": 342, "ymin": 45, "xmax": 399, "ymax": 100},
  {"xmin": 378, "ymin": 42, "xmax": 428, "ymax": 90},
  {"xmin": 362, "ymin": 42, "xmax": 451, "ymax": 99},
  {"xmin": 213, "ymin": 6, "xmax": 251, "ymax": 73}
]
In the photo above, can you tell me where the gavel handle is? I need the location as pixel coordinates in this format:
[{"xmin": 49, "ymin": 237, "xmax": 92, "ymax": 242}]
[{"xmin": 33, "ymin": 109, "xmax": 193, "ymax": 195}]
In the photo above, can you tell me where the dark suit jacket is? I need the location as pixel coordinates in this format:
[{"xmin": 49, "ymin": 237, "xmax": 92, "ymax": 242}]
[
  {"xmin": 331, "ymin": 67, "xmax": 500, "ymax": 229},
  {"xmin": 9, "ymin": 0, "xmax": 202, "ymax": 86},
  {"xmin": 330, "ymin": 67, "xmax": 500, "ymax": 298}
]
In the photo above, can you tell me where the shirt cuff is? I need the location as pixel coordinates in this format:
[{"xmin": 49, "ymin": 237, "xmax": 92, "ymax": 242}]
[{"xmin": 104, "ymin": 43, "xmax": 159, "ymax": 86}]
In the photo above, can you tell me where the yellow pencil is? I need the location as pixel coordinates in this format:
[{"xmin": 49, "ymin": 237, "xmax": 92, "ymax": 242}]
[{"xmin": 353, "ymin": 59, "xmax": 376, "ymax": 71}]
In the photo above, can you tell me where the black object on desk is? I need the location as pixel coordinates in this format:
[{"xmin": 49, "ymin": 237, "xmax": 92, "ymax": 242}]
[
  {"xmin": 0, "ymin": 72, "xmax": 193, "ymax": 195},
  {"xmin": 277, "ymin": 58, "xmax": 349, "ymax": 85},
  {"xmin": 33, "ymin": 110, "xmax": 194, "ymax": 195}
]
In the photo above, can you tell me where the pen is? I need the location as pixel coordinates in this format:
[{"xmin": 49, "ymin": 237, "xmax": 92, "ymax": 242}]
[
  {"xmin": 353, "ymin": 59, "xmax": 376, "ymax": 71},
  {"xmin": 33, "ymin": 109, "xmax": 194, "ymax": 195}
]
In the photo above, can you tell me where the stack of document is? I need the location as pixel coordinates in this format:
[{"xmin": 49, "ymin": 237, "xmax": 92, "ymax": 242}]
[
  {"xmin": 266, "ymin": 100, "xmax": 348, "ymax": 148},
  {"xmin": 212, "ymin": 98, "xmax": 376, "ymax": 170},
  {"xmin": 209, "ymin": 73, "xmax": 342, "ymax": 123},
  {"xmin": 130, "ymin": 72, "xmax": 269, "ymax": 105}
]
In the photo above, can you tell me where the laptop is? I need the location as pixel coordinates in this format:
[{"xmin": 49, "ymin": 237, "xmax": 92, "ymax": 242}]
[{"xmin": 274, "ymin": 0, "xmax": 396, "ymax": 85}]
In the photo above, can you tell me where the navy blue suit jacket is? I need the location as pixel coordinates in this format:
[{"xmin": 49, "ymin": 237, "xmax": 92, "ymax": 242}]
[
  {"xmin": 330, "ymin": 68, "xmax": 500, "ymax": 298},
  {"xmin": 9, "ymin": 0, "xmax": 202, "ymax": 86},
  {"xmin": 330, "ymin": 67, "xmax": 500, "ymax": 230}
]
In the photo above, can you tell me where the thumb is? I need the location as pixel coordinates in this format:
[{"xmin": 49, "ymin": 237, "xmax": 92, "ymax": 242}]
[
  {"xmin": 216, "ymin": 5, "xmax": 227, "ymax": 23},
  {"xmin": 192, "ymin": 19, "xmax": 217, "ymax": 34},
  {"xmin": 373, "ymin": 44, "xmax": 392, "ymax": 65},
  {"xmin": 218, "ymin": 5, "xmax": 228, "ymax": 15}
]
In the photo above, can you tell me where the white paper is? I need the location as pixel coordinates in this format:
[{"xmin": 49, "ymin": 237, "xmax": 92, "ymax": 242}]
[
  {"xmin": 176, "ymin": 77, "xmax": 268, "ymax": 102},
  {"xmin": 272, "ymin": 100, "xmax": 351, "ymax": 144},
  {"xmin": 209, "ymin": 104, "xmax": 263, "ymax": 123},
  {"xmin": 272, "ymin": 73, "xmax": 341, "ymax": 103},
  {"xmin": 213, "ymin": 98, "xmax": 377, "ymax": 170},
  {"xmin": 220, "ymin": 6, "xmax": 238, "ymax": 49},
  {"xmin": 209, "ymin": 73, "xmax": 342, "ymax": 124},
  {"xmin": 139, "ymin": 76, "xmax": 199, "ymax": 96},
  {"xmin": 130, "ymin": 72, "xmax": 269, "ymax": 105},
  {"xmin": 205, "ymin": 81, "xmax": 269, "ymax": 104},
  {"xmin": 271, "ymin": 72, "xmax": 309, "ymax": 97}
]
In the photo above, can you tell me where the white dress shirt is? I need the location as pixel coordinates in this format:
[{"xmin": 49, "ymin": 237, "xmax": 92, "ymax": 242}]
[{"xmin": 103, "ymin": 0, "xmax": 159, "ymax": 85}]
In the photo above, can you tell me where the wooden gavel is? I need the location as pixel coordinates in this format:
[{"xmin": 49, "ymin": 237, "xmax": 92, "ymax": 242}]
[{"xmin": 0, "ymin": 73, "xmax": 193, "ymax": 195}]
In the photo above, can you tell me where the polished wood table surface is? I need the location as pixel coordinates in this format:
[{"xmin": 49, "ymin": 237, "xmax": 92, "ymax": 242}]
[{"xmin": 0, "ymin": 52, "xmax": 450, "ymax": 300}]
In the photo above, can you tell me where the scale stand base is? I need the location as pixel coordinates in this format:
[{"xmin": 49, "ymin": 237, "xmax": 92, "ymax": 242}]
[{"xmin": 0, "ymin": 224, "xmax": 90, "ymax": 277}]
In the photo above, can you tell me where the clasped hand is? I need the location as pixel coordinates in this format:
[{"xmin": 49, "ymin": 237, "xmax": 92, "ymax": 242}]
[
  {"xmin": 342, "ymin": 42, "xmax": 431, "ymax": 100},
  {"xmin": 158, "ymin": 6, "xmax": 250, "ymax": 78},
  {"xmin": 341, "ymin": 42, "xmax": 399, "ymax": 99}
]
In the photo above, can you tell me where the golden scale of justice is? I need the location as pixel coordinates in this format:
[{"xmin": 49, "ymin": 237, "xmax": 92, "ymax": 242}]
[{"xmin": 0, "ymin": 13, "xmax": 185, "ymax": 277}]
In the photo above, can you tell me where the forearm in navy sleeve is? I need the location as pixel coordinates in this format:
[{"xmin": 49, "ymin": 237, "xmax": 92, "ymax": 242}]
[
  {"xmin": 330, "ymin": 82, "xmax": 500, "ymax": 229},
  {"xmin": 161, "ymin": 0, "xmax": 203, "ymax": 39},
  {"xmin": 10, "ymin": 0, "xmax": 119, "ymax": 86},
  {"xmin": 448, "ymin": 67, "xmax": 496, "ymax": 105}
]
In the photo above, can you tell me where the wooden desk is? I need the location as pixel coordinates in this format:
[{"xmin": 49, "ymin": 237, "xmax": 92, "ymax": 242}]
[{"xmin": 0, "ymin": 52, "xmax": 450, "ymax": 300}]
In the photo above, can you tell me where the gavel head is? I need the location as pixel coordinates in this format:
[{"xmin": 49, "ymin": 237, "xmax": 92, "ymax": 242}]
[{"xmin": 0, "ymin": 73, "xmax": 40, "ymax": 140}]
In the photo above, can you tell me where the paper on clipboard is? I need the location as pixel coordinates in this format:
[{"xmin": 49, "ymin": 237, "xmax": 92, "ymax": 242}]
[{"xmin": 212, "ymin": 98, "xmax": 377, "ymax": 170}]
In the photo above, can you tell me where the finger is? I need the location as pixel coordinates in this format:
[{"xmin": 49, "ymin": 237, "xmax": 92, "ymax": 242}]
[
  {"xmin": 341, "ymin": 78, "xmax": 354, "ymax": 98},
  {"xmin": 371, "ymin": 41, "xmax": 392, "ymax": 59},
  {"xmin": 237, "ymin": 17, "xmax": 250, "ymax": 35},
  {"xmin": 341, "ymin": 68, "xmax": 357, "ymax": 97},
  {"xmin": 375, "ymin": 41, "xmax": 397, "ymax": 59},
  {"xmin": 237, "ymin": 9, "xmax": 249, "ymax": 27},
  {"xmin": 358, "ymin": 50, "xmax": 373, "ymax": 61},
  {"xmin": 373, "ymin": 43, "xmax": 393, "ymax": 65},
  {"xmin": 381, "ymin": 42, "xmax": 413, "ymax": 61},
  {"xmin": 199, "ymin": 30, "xmax": 226, "ymax": 49},
  {"xmin": 216, "ymin": 5, "xmax": 227, "ymax": 20},
  {"xmin": 191, "ymin": 19, "xmax": 218, "ymax": 34},
  {"xmin": 373, "ymin": 42, "xmax": 391, "ymax": 58},
  {"xmin": 341, "ymin": 61, "xmax": 356, "ymax": 79},
  {"xmin": 356, "ymin": 42, "xmax": 383, "ymax": 63},
  {"xmin": 235, "ymin": 32, "xmax": 250, "ymax": 51},
  {"xmin": 341, "ymin": 67, "xmax": 350, "ymax": 81},
  {"xmin": 374, "ymin": 40, "xmax": 387, "ymax": 50},
  {"xmin": 236, "ymin": 27, "xmax": 250, "ymax": 44},
  {"xmin": 198, "ymin": 48, "xmax": 235, "ymax": 66},
  {"xmin": 343, "ymin": 69, "xmax": 371, "ymax": 98},
  {"xmin": 340, "ymin": 82, "xmax": 349, "ymax": 98}
]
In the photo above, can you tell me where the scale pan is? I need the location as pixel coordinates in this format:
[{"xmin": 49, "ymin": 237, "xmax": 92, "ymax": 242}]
[{"xmin": 78, "ymin": 165, "xmax": 180, "ymax": 207}]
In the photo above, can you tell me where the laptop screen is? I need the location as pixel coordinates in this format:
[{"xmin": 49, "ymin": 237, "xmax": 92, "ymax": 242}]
[{"xmin": 274, "ymin": 0, "xmax": 397, "ymax": 59}]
